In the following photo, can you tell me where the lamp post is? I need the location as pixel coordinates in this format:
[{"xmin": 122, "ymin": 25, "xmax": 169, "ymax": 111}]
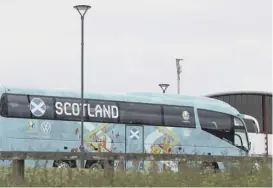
[
  {"xmin": 74, "ymin": 4, "xmax": 91, "ymax": 169},
  {"xmin": 176, "ymin": 58, "xmax": 183, "ymax": 94},
  {"xmin": 158, "ymin": 84, "xmax": 170, "ymax": 93}
]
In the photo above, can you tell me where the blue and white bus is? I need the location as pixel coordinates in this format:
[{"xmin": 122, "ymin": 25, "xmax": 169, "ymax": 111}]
[{"xmin": 0, "ymin": 85, "xmax": 259, "ymax": 171}]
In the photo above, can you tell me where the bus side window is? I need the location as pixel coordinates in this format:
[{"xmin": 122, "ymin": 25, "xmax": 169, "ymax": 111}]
[
  {"xmin": 211, "ymin": 122, "xmax": 218, "ymax": 129},
  {"xmin": 163, "ymin": 106, "xmax": 195, "ymax": 128},
  {"xmin": 7, "ymin": 94, "xmax": 31, "ymax": 118},
  {"xmin": 119, "ymin": 102, "xmax": 162, "ymax": 125},
  {"xmin": 197, "ymin": 109, "xmax": 232, "ymax": 131}
]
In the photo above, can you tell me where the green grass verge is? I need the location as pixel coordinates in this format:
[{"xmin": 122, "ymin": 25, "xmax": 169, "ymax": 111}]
[{"xmin": 0, "ymin": 161, "xmax": 272, "ymax": 187}]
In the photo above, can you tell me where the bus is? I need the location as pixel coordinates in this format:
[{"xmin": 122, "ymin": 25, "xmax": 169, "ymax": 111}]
[{"xmin": 0, "ymin": 85, "xmax": 260, "ymax": 172}]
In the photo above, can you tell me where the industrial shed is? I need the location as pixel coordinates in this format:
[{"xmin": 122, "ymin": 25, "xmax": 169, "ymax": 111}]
[{"xmin": 205, "ymin": 91, "xmax": 272, "ymax": 135}]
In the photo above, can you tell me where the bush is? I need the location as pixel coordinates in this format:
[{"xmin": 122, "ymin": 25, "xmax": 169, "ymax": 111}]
[{"xmin": 0, "ymin": 159, "xmax": 271, "ymax": 187}]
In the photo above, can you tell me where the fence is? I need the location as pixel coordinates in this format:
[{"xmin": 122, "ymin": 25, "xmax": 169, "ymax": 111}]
[{"xmin": 0, "ymin": 151, "xmax": 271, "ymax": 184}]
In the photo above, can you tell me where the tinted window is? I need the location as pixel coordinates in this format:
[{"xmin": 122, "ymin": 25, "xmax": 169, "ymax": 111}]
[
  {"xmin": 244, "ymin": 119, "xmax": 256, "ymax": 132},
  {"xmin": 163, "ymin": 106, "xmax": 195, "ymax": 127},
  {"xmin": 29, "ymin": 95, "xmax": 54, "ymax": 119},
  {"xmin": 6, "ymin": 94, "xmax": 30, "ymax": 118},
  {"xmin": 198, "ymin": 109, "xmax": 232, "ymax": 130},
  {"xmin": 119, "ymin": 103, "xmax": 161, "ymax": 125}
]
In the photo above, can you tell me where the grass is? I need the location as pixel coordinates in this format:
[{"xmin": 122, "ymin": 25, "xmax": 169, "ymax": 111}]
[{"xmin": 0, "ymin": 159, "xmax": 272, "ymax": 187}]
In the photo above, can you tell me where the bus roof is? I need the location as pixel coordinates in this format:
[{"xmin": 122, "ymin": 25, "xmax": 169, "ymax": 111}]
[{"xmin": 1, "ymin": 85, "xmax": 241, "ymax": 116}]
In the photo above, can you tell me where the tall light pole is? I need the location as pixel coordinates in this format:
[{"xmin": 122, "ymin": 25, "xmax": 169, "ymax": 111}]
[
  {"xmin": 74, "ymin": 4, "xmax": 91, "ymax": 169},
  {"xmin": 176, "ymin": 58, "xmax": 183, "ymax": 94},
  {"xmin": 158, "ymin": 84, "xmax": 170, "ymax": 93}
]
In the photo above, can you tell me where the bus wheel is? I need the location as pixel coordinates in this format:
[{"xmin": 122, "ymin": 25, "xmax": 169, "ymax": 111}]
[
  {"xmin": 90, "ymin": 163, "xmax": 103, "ymax": 170},
  {"xmin": 201, "ymin": 162, "xmax": 218, "ymax": 173},
  {"xmin": 57, "ymin": 161, "xmax": 70, "ymax": 169},
  {"xmin": 86, "ymin": 161, "xmax": 103, "ymax": 170}
]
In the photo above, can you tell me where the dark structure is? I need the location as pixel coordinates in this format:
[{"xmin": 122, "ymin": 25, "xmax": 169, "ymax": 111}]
[{"xmin": 205, "ymin": 91, "xmax": 272, "ymax": 134}]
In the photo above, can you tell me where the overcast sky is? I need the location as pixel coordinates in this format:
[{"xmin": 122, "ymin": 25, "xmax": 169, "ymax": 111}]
[{"xmin": 0, "ymin": 0, "xmax": 271, "ymax": 96}]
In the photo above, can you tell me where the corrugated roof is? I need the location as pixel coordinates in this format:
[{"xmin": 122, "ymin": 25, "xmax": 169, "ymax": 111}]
[{"xmin": 204, "ymin": 91, "xmax": 272, "ymax": 97}]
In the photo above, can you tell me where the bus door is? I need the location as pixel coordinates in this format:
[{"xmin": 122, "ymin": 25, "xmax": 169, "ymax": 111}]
[{"xmin": 125, "ymin": 125, "xmax": 144, "ymax": 171}]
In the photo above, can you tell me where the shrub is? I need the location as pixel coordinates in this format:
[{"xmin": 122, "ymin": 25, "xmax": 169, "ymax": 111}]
[{"xmin": 0, "ymin": 159, "xmax": 271, "ymax": 187}]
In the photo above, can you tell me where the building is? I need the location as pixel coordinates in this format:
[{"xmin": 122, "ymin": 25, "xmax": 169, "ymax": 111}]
[{"xmin": 205, "ymin": 91, "xmax": 272, "ymax": 155}]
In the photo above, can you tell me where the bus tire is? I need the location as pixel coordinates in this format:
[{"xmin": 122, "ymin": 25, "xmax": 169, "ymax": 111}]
[
  {"xmin": 85, "ymin": 160, "xmax": 103, "ymax": 169},
  {"xmin": 85, "ymin": 160, "xmax": 114, "ymax": 169},
  {"xmin": 202, "ymin": 161, "xmax": 219, "ymax": 173},
  {"xmin": 53, "ymin": 160, "xmax": 76, "ymax": 168}
]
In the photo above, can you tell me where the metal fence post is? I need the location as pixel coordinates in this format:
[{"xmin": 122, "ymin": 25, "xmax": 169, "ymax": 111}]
[
  {"xmin": 12, "ymin": 159, "xmax": 25, "ymax": 183},
  {"xmin": 104, "ymin": 160, "xmax": 114, "ymax": 184}
]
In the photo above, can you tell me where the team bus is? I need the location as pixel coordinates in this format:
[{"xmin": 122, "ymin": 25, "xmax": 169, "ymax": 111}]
[{"xmin": 0, "ymin": 85, "xmax": 260, "ymax": 172}]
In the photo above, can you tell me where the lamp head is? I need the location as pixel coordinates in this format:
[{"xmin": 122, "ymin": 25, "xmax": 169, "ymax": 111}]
[
  {"xmin": 74, "ymin": 5, "xmax": 91, "ymax": 17},
  {"xmin": 159, "ymin": 84, "xmax": 170, "ymax": 93}
]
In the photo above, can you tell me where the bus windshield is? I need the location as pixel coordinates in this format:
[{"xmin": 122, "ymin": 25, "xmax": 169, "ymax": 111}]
[{"xmin": 234, "ymin": 117, "xmax": 249, "ymax": 151}]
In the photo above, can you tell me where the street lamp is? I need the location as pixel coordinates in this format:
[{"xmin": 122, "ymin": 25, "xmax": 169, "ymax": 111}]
[
  {"xmin": 158, "ymin": 84, "xmax": 170, "ymax": 93},
  {"xmin": 74, "ymin": 4, "xmax": 91, "ymax": 169}
]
